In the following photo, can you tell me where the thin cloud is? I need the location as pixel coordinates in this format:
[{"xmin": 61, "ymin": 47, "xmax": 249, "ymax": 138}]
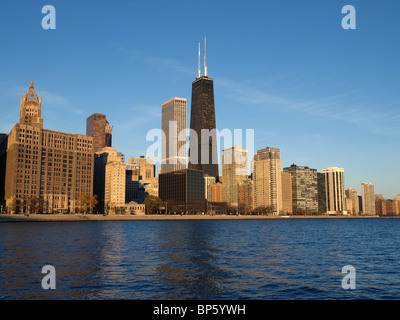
[
  {"xmin": 110, "ymin": 44, "xmax": 194, "ymax": 76},
  {"xmin": 218, "ymin": 78, "xmax": 400, "ymax": 136}
]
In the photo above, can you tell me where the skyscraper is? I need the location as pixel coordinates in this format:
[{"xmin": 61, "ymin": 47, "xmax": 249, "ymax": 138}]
[
  {"xmin": 321, "ymin": 167, "xmax": 345, "ymax": 214},
  {"xmin": 161, "ymin": 97, "xmax": 187, "ymax": 173},
  {"xmin": 221, "ymin": 145, "xmax": 248, "ymax": 207},
  {"xmin": 86, "ymin": 113, "xmax": 112, "ymax": 153},
  {"xmin": 283, "ymin": 164, "xmax": 318, "ymax": 214},
  {"xmin": 4, "ymin": 82, "xmax": 93, "ymax": 213},
  {"xmin": 361, "ymin": 182, "xmax": 376, "ymax": 215},
  {"xmin": 252, "ymin": 147, "xmax": 282, "ymax": 214},
  {"xmin": 188, "ymin": 38, "xmax": 218, "ymax": 179}
]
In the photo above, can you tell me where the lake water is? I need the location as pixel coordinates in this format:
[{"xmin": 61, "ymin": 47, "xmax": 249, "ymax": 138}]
[{"xmin": 1, "ymin": 218, "xmax": 400, "ymax": 300}]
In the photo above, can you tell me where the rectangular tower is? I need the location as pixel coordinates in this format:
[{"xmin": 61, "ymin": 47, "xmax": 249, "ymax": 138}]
[
  {"xmin": 321, "ymin": 167, "xmax": 346, "ymax": 214},
  {"xmin": 86, "ymin": 113, "xmax": 112, "ymax": 153},
  {"xmin": 188, "ymin": 75, "xmax": 219, "ymax": 179},
  {"xmin": 361, "ymin": 182, "xmax": 376, "ymax": 215},
  {"xmin": 221, "ymin": 145, "xmax": 248, "ymax": 207},
  {"xmin": 252, "ymin": 147, "xmax": 282, "ymax": 215},
  {"xmin": 283, "ymin": 164, "xmax": 318, "ymax": 214},
  {"xmin": 161, "ymin": 97, "xmax": 187, "ymax": 173}
]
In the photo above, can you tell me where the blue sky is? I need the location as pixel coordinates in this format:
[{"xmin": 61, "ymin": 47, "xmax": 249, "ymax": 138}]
[{"xmin": 0, "ymin": 0, "xmax": 399, "ymax": 198}]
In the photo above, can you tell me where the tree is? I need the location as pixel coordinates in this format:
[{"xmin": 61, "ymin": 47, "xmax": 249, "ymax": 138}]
[
  {"xmin": 171, "ymin": 206, "xmax": 182, "ymax": 214},
  {"xmin": 78, "ymin": 195, "xmax": 98, "ymax": 214},
  {"xmin": 144, "ymin": 195, "xmax": 163, "ymax": 215}
]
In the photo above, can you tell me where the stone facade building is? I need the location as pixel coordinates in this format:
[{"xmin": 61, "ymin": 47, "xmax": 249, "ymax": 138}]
[{"xmin": 4, "ymin": 82, "xmax": 93, "ymax": 213}]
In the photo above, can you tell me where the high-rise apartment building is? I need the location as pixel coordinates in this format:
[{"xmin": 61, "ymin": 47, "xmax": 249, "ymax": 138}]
[
  {"xmin": 361, "ymin": 182, "xmax": 375, "ymax": 216},
  {"xmin": 345, "ymin": 188, "xmax": 360, "ymax": 215},
  {"xmin": 221, "ymin": 145, "xmax": 248, "ymax": 207},
  {"xmin": 161, "ymin": 97, "xmax": 187, "ymax": 173},
  {"xmin": 4, "ymin": 82, "xmax": 93, "ymax": 213},
  {"xmin": 86, "ymin": 113, "xmax": 112, "ymax": 153},
  {"xmin": 252, "ymin": 147, "xmax": 282, "ymax": 214},
  {"xmin": 317, "ymin": 172, "xmax": 327, "ymax": 213},
  {"xmin": 281, "ymin": 171, "xmax": 293, "ymax": 215},
  {"xmin": 188, "ymin": 39, "xmax": 218, "ymax": 179},
  {"xmin": 238, "ymin": 179, "xmax": 253, "ymax": 213},
  {"xmin": 283, "ymin": 164, "xmax": 318, "ymax": 214},
  {"xmin": 320, "ymin": 167, "xmax": 345, "ymax": 214},
  {"xmin": 394, "ymin": 195, "xmax": 400, "ymax": 215},
  {"xmin": 375, "ymin": 198, "xmax": 396, "ymax": 216}
]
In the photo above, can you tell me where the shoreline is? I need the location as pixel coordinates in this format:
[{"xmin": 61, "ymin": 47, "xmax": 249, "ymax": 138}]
[{"xmin": 0, "ymin": 213, "xmax": 389, "ymax": 222}]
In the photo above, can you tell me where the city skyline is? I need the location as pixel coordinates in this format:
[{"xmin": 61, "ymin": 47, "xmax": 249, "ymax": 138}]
[{"xmin": 0, "ymin": 1, "xmax": 399, "ymax": 198}]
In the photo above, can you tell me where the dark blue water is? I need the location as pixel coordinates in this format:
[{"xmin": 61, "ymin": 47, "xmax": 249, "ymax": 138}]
[{"xmin": 0, "ymin": 218, "xmax": 399, "ymax": 300}]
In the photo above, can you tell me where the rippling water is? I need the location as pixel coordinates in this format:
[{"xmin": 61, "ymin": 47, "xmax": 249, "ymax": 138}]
[{"xmin": 1, "ymin": 218, "xmax": 400, "ymax": 300}]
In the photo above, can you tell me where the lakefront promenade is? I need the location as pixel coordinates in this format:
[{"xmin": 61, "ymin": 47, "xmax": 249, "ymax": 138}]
[{"xmin": 0, "ymin": 213, "xmax": 383, "ymax": 222}]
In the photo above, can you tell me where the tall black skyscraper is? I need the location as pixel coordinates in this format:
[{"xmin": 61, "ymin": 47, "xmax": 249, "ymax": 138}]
[{"xmin": 188, "ymin": 38, "xmax": 219, "ymax": 179}]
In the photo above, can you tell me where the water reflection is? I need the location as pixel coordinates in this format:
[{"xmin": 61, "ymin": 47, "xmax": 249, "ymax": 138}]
[
  {"xmin": 154, "ymin": 220, "xmax": 230, "ymax": 299},
  {"xmin": 1, "ymin": 219, "xmax": 400, "ymax": 299},
  {"xmin": 0, "ymin": 222, "xmax": 105, "ymax": 299}
]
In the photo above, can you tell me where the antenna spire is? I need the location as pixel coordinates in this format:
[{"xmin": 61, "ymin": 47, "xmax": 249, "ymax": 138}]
[
  {"xmin": 198, "ymin": 42, "xmax": 201, "ymax": 78},
  {"xmin": 204, "ymin": 35, "xmax": 207, "ymax": 77}
]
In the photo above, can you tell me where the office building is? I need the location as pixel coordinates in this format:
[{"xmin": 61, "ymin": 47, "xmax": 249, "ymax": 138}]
[
  {"xmin": 252, "ymin": 147, "xmax": 282, "ymax": 214},
  {"xmin": 86, "ymin": 113, "xmax": 112, "ymax": 153},
  {"xmin": 188, "ymin": 38, "xmax": 219, "ymax": 179},
  {"xmin": 4, "ymin": 81, "xmax": 93, "ymax": 213},
  {"xmin": 159, "ymin": 169, "xmax": 205, "ymax": 214},
  {"xmin": 361, "ymin": 182, "xmax": 375, "ymax": 216},
  {"xmin": 161, "ymin": 97, "xmax": 187, "ymax": 173},
  {"xmin": 283, "ymin": 164, "xmax": 318, "ymax": 214}
]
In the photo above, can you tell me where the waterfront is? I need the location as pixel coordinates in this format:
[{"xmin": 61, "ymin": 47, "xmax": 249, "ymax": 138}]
[{"xmin": 1, "ymin": 218, "xmax": 400, "ymax": 300}]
